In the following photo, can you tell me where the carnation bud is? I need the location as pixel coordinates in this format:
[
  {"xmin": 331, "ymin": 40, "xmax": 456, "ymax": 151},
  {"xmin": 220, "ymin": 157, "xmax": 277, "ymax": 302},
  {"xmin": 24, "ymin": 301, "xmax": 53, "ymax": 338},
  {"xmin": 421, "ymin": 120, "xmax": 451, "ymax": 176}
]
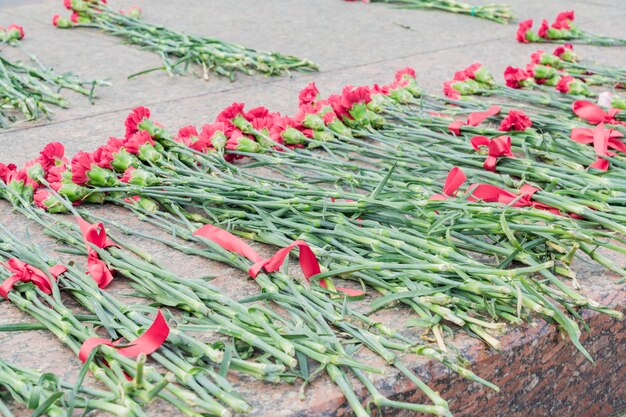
[
  {"xmin": 473, "ymin": 66, "xmax": 495, "ymax": 85},
  {"xmin": 302, "ymin": 113, "xmax": 325, "ymax": 130},
  {"xmin": 111, "ymin": 148, "xmax": 135, "ymax": 172},
  {"xmin": 533, "ymin": 65, "xmax": 558, "ymax": 80},
  {"xmin": 539, "ymin": 54, "xmax": 562, "ymax": 68},
  {"xmin": 312, "ymin": 130, "xmax": 334, "ymax": 142},
  {"xmin": 546, "ymin": 28, "xmax": 565, "ymax": 40},
  {"xmin": 559, "ymin": 50, "xmax": 577, "ymax": 63},
  {"xmin": 34, "ymin": 190, "xmax": 68, "ymax": 213},
  {"xmin": 52, "ymin": 15, "xmax": 74, "ymax": 28},
  {"xmin": 542, "ymin": 77, "xmax": 560, "ymax": 87},
  {"xmin": 137, "ymin": 143, "xmax": 161, "ymax": 163},
  {"xmin": 231, "ymin": 114, "xmax": 255, "ymax": 134},
  {"xmin": 86, "ymin": 165, "xmax": 117, "ymax": 187},
  {"xmin": 211, "ymin": 131, "xmax": 227, "ymax": 151},
  {"xmin": 389, "ymin": 88, "xmax": 413, "ymax": 104},
  {"xmin": 366, "ymin": 94, "xmax": 385, "ymax": 112},
  {"xmin": 137, "ymin": 118, "xmax": 169, "ymax": 141},
  {"xmin": 137, "ymin": 196, "xmax": 158, "ymax": 212},
  {"xmin": 27, "ymin": 164, "xmax": 45, "ymax": 182},
  {"xmin": 235, "ymin": 137, "xmax": 261, "ymax": 153},
  {"xmin": 327, "ymin": 119, "xmax": 352, "ymax": 137},
  {"xmin": 347, "ymin": 103, "xmax": 368, "ymax": 122},
  {"xmin": 128, "ymin": 168, "xmax": 157, "ymax": 186},
  {"xmin": 58, "ymin": 181, "xmax": 89, "ymax": 202},
  {"xmin": 281, "ymin": 127, "xmax": 308, "ymax": 145}
]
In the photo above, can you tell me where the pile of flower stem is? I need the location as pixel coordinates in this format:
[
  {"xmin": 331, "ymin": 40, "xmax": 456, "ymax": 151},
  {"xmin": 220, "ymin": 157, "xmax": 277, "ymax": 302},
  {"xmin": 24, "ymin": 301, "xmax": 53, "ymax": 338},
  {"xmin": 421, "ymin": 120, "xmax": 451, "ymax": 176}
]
[
  {"xmin": 2, "ymin": 186, "xmax": 484, "ymax": 417},
  {"xmin": 361, "ymin": 0, "xmax": 514, "ymax": 23},
  {"xmin": 0, "ymin": 356, "xmax": 133, "ymax": 416},
  {"xmin": 0, "ymin": 47, "xmax": 106, "ymax": 126},
  {"xmin": 56, "ymin": 0, "xmax": 318, "ymax": 80}
]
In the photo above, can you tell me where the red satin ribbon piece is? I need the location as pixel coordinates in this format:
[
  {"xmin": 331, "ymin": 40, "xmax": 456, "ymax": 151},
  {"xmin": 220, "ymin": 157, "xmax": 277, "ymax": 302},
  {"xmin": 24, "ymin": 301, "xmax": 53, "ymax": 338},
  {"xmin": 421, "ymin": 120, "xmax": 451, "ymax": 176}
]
[
  {"xmin": 430, "ymin": 167, "xmax": 562, "ymax": 215},
  {"xmin": 430, "ymin": 167, "xmax": 467, "ymax": 200},
  {"xmin": 448, "ymin": 105, "xmax": 501, "ymax": 135},
  {"xmin": 571, "ymin": 123, "xmax": 626, "ymax": 171},
  {"xmin": 193, "ymin": 225, "xmax": 364, "ymax": 297},
  {"xmin": 572, "ymin": 100, "xmax": 622, "ymax": 125},
  {"xmin": 76, "ymin": 216, "xmax": 118, "ymax": 288},
  {"xmin": 0, "ymin": 259, "xmax": 67, "ymax": 299},
  {"xmin": 470, "ymin": 135, "xmax": 514, "ymax": 172},
  {"xmin": 78, "ymin": 310, "xmax": 170, "ymax": 363}
]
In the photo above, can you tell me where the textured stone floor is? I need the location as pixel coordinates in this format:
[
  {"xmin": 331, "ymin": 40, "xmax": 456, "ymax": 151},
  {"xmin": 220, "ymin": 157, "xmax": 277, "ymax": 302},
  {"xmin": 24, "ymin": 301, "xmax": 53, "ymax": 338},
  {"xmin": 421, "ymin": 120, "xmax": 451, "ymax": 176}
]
[{"xmin": 0, "ymin": 0, "xmax": 625, "ymax": 416}]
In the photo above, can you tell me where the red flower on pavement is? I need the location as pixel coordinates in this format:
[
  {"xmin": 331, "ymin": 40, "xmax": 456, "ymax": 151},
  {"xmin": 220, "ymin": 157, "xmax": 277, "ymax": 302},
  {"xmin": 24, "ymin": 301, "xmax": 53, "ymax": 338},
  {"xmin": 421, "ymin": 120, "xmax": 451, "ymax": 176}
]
[
  {"xmin": 120, "ymin": 167, "xmax": 135, "ymax": 183},
  {"xmin": 216, "ymin": 102, "xmax": 245, "ymax": 127},
  {"xmin": 124, "ymin": 130, "xmax": 155, "ymax": 154},
  {"xmin": 70, "ymin": 151, "xmax": 95, "ymax": 185},
  {"xmin": 499, "ymin": 110, "xmax": 533, "ymax": 132},
  {"xmin": 92, "ymin": 145, "xmax": 115, "ymax": 169},
  {"xmin": 538, "ymin": 19, "xmax": 550, "ymax": 38},
  {"xmin": 33, "ymin": 189, "xmax": 51, "ymax": 209},
  {"xmin": 395, "ymin": 67, "xmax": 416, "ymax": 83},
  {"xmin": 516, "ymin": 19, "xmax": 533, "ymax": 43},
  {"xmin": 443, "ymin": 81, "xmax": 461, "ymax": 99},
  {"xmin": 504, "ymin": 66, "xmax": 532, "ymax": 89},
  {"xmin": 0, "ymin": 163, "xmax": 17, "ymax": 183},
  {"xmin": 298, "ymin": 82, "xmax": 320, "ymax": 107},
  {"xmin": 7, "ymin": 24, "xmax": 24, "ymax": 40},
  {"xmin": 556, "ymin": 75, "xmax": 575, "ymax": 93},
  {"xmin": 552, "ymin": 11, "xmax": 575, "ymax": 30},
  {"xmin": 38, "ymin": 142, "xmax": 66, "ymax": 170},
  {"xmin": 175, "ymin": 125, "xmax": 199, "ymax": 146},
  {"xmin": 125, "ymin": 106, "xmax": 151, "ymax": 138},
  {"xmin": 553, "ymin": 44, "xmax": 575, "ymax": 60}
]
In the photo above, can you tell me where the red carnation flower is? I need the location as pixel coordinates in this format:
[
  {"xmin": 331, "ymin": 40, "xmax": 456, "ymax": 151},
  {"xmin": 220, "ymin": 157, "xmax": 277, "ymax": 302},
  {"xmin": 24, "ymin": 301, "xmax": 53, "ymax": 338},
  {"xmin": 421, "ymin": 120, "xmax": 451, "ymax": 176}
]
[
  {"xmin": 516, "ymin": 19, "xmax": 533, "ymax": 43},
  {"xmin": 340, "ymin": 85, "xmax": 372, "ymax": 108},
  {"xmin": 245, "ymin": 106, "xmax": 271, "ymax": 121},
  {"xmin": 38, "ymin": 142, "xmax": 65, "ymax": 170},
  {"xmin": 0, "ymin": 163, "xmax": 17, "ymax": 183},
  {"xmin": 504, "ymin": 66, "xmax": 533, "ymax": 89},
  {"xmin": 443, "ymin": 81, "xmax": 461, "ymax": 99},
  {"xmin": 499, "ymin": 110, "xmax": 533, "ymax": 132},
  {"xmin": 7, "ymin": 24, "xmax": 24, "ymax": 40},
  {"xmin": 63, "ymin": 0, "xmax": 72, "ymax": 9},
  {"xmin": 556, "ymin": 75, "xmax": 575, "ymax": 94},
  {"xmin": 124, "ymin": 130, "xmax": 155, "ymax": 154},
  {"xmin": 125, "ymin": 106, "xmax": 151, "ymax": 138},
  {"xmin": 216, "ymin": 102, "xmax": 245, "ymax": 126},
  {"xmin": 175, "ymin": 125, "xmax": 199, "ymax": 146},
  {"xmin": 120, "ymin": 167, "xmax": 135, "ymax": 183},
  {"xmin": 463, "ymin": 63, "xmax": 482, "ymax": 79},
  {"xmin": 91, "ymin": 145, "xmax": 115, "ymax": 169},
  {"xmin": 538, "ymin": 19, "xmax": 550, "ymax": 38},
  {"xmin": 552, "ymin": 11, "xmax": 574, "ymax": 30},
  {"xmin": 70, "ymin": 151, "xmax": 95, "ymax": 185},
  {"xmin": 298, "ymin": 82, "xmax": 320, "ymax": 107},
  {"xmin": 46, "ymin": 164, "xmax": 66, "ymax": 183},
  {"xmin": 34, "ymin": 189, "xmax": 51, "ymax": 209}
]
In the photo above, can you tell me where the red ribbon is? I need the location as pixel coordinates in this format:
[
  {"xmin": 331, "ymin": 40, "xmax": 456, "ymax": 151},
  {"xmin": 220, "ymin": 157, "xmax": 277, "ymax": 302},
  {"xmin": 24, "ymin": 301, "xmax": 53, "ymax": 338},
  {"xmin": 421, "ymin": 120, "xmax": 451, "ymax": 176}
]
[
  {"xmin": 448, "ymin": 105, "xmax": 501, "ymax": 135},
  {"xmin": 193, "ymin": 224, "xmax": 364, "ymax": 297},
  {"xmin": 76, "ymin": 216, "xmax": 119, "ymax": 288},
  {"xmin": 430, "ymin": 167, "xmax": 467, "ymax": 200},
  {"xmin": 430, "ymin": 167, "xmax": 562, "ymax": 215},
  {"xmin": 79, "ymin": 310, "xmax": 169, "ymax": 363},
  {"xmin": 0, "ymin": 259, "xmax": 67, "ymax": 299},
  {"xmin": 572, "ymin": 100, "xmax": 622, "ymax": 125},
  {"xmin": 470, "ymin": 135, "xmax": 514, "ymax": 172},
  {"xmin": 571, "ymin": 123, "xmax": 626, "ymax": 171}
]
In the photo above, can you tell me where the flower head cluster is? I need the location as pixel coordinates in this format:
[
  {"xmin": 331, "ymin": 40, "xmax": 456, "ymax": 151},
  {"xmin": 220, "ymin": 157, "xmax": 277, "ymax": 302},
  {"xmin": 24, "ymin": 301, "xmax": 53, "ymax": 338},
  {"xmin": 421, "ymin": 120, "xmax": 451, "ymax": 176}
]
[
  {"xmin": 443, "ymin": 63, "xmax": 496, "ymax": 99},
  {"xmin": 516, "ymin": 11, "xmax": 580, "ymax": 43}
]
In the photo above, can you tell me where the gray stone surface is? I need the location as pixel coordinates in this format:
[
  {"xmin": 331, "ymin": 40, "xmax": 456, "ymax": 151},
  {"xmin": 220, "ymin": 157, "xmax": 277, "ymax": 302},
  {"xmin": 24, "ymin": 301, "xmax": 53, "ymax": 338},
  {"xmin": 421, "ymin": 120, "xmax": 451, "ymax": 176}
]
[{"xmin": 0, "ymin": 0, "xmax": 625, "ymax": 416}]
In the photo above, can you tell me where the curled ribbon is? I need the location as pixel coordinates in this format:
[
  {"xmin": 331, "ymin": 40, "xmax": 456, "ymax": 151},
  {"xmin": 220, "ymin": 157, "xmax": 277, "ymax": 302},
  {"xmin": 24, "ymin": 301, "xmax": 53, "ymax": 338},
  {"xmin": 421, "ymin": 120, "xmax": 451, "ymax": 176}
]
[
  {"xmin": 430, "ymin": 167, "xmax": 562, "ymax": 215},
  {"xmin": 470, "ymin": 135, "xmax": 514, "ymax": 172},
  {"xmin": 448, "ymin": 105, "xmax": 501, "ymax": 136},
  {"xmin": 572, "ymin": 100, "xmax": 622, "ymax": 125},
  {"xmin": 0, "ymin": 259, "xmax": 67, "ymax": 299},
  {"xmin": 79, "ymin": 310, "xmax": 169, "ymax": 363},
  {"xmin": 193, "ymin": 224, "xmax": 364, "ymax": 297},
  {"xmin": 571, "ymin": 123, "xmax": 626, "ymax": 171},
  {"xmin": 76, "ymin": 216, "xmax": 119, "ymax": 288}
]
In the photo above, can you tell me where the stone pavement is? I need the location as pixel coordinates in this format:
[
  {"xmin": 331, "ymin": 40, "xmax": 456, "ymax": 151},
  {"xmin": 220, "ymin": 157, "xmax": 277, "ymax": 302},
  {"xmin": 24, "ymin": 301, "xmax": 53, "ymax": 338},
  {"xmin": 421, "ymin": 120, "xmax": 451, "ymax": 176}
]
[{"xmin": 0, "ymin": 0, "xmax": 625, "ymax": 416}]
